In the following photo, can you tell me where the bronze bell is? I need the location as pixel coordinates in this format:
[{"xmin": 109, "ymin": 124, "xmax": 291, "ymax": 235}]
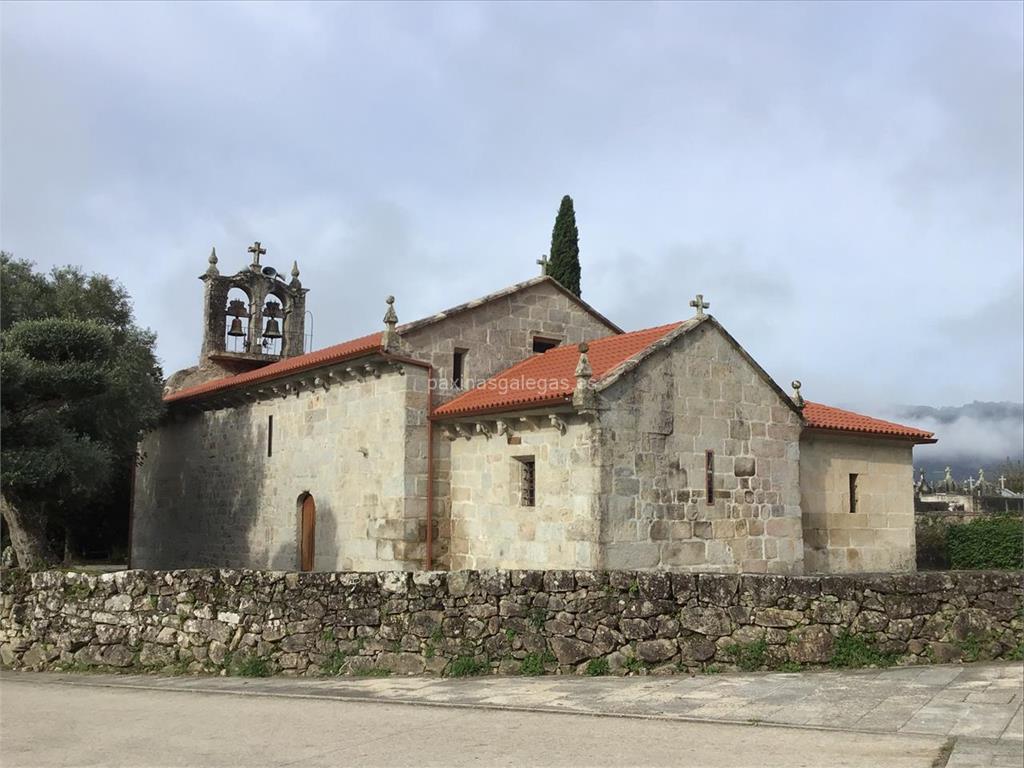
[
  {"xmin": 227, "ymin": 317, "xmax": 246, "ymax": 337},
  {"xmin": 263, "ymin": 318, "xmax": 282, "ymax": 339}
]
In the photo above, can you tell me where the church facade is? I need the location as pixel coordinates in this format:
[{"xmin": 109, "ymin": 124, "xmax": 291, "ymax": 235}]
[{"xmin": 131, "ymin": 246, "xmax": 936, "ymax": 575}]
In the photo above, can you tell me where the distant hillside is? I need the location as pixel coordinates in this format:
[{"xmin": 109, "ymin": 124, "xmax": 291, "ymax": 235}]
[{"xmin": 886, "ymin": 401, "xmax": 1023, "ymax": 485}]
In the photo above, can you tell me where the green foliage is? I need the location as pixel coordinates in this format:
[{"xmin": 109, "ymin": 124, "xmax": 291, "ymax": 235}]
[
  {"xmin": 447, "ymin": 655, "xmax": 488, "ymax": 677},
  {"xmin": 957, "ymin": 633, "xmax": 993, "ymax": 663},
  {"xmin": 528, "ymin": 607, "xmax": 547, "ymax": 630},
  {"xmin": 351, "ymin": 665, "xmax": 392, "ymax": 677},
  {"xmin": 585, "ymin": 657, "xmax": 610, "ymax": 676},
  {"xmin": 519, "ymin": 652, "xmax": 548, "ymax": 676},
  {"xmin": 724, "ymin": 640, "xmax": 768, "ymax": 672},
  {"xmin": 624, "ymin": 654, "xmax": 645, "ymax": 674},
  {"xmin": 321, "ymin": 650, "xmax": 348, "ymax": 675},
  {"xmin": 778, "ymin": 661, "xmax": 804, "ymax": 673},
  {"xmin": 947, "ymin": 516, "xmax": 1024, "ymax": 570},
  {"xmin": 703, "ymin": 664, "xmax": 723, "ymax": 674},
  {"xmin": 0, "ymin": 254, "xmax": 164, "ymax": 564},
  {"xmin": 628, "ymin": 579, "xmax": 639, "ymax": 596},
  {"xmin": 232, "ymin": 654, "xmax": 273, "ymax": 677},
  {"xmin": 546, "ymin": 195, "xmax": 581, "ymax": 297},
  {"xmin": 829, "ymin": 632, "xmax": 899, "ymax": 669},
  {"xmin": 1007, "ymin": 642, "xmax": 1024, "ymax": 661}
]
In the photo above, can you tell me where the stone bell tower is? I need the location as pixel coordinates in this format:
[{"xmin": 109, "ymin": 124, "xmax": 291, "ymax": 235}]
[{"xmin": 199, "ymin": 242, "xmax": 309, "ymax": 373}]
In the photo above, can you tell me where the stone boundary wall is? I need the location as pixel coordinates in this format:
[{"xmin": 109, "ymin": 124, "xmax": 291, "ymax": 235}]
[{"xmin": 1, "ymin": 569, "xmax": 1021, "ymax": 676}]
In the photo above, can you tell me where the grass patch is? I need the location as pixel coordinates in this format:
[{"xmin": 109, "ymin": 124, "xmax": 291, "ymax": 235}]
[
  {"xmin": 528, "ymin": 608, "xmax": 547, "ymax": 630},
  {"xmin": 1006, "ymin": 642, "xmax": 1024, "ymax": 662},
  {"xmin": 829, "ymin": 632, "xmax": 898, "ymax": 669},
  {"xmin": 351, "ymin": 664, "xmax": 392, "ymax": 677},
  {"xmin": 958, "ymin": 633, "xmax": 993, "ymax": 663},
  {"xmin": 519, "ymin": 652, "xmax": 549, "ymax": 676},
  {"xmin": 724, "ymin": 640, "xmax": 768, "ymax": 672},
  {"xmin": 232, "ymin": 654, "xmax": 273, "ymax": 677},
  {"xmin": 585, "ymin": 657, "xmax": 610, "ymax": 676},
  {"xmin": 624, "ymin": 654, "xmax": 645, "ymax": 674},
  {"xmin": 447, "ymin": 655, "xmax": 488, "ymax": 678},
  {"xmin": 320, "ymin": 650, "xmax": 348, "ymax": 676}
]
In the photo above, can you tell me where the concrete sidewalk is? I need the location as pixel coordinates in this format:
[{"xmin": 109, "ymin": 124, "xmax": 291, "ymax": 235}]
[{"xmin": 3, "ymin": 662, "xmax": 1022, "ymax": 766}]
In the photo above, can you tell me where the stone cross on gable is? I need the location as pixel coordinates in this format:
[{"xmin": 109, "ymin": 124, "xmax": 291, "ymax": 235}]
[
  {"xmin": 689, "ymin": 294, "xmax": 710, "ymax": 318},
  {"xmin": 248, "ymin": 241, "xmax": 267, "ymax": 265},
  {"xmin": 536, "ymin": 254, "xmax": 549, "ymax": 276}
]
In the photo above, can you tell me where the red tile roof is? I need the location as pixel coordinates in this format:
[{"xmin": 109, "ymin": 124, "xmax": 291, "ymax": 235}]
[
  {"xmin": 802, "ymin": 401, "xmax": 936, "ymax": 443},
  {"xmin": 433, "ymin": 322, "xmax": 684, "ymax": 417},
  {"xmin": 165, "ymin": 331, "xmax": 383, "ymax": 403}
]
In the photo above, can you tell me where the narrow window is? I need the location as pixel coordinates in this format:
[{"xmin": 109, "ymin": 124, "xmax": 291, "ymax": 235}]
[
  {"xmin": 517, "ymin": 457, "xmax": 536, "ymax": 507},
  {"xmin": 849, "ymin": 473, "xmax": 859, "ymax": 513},
  {"xmin": 705, "ymin": 449, "xmax": 715, "ymax": 504},
  {"xmin": 452, "ymin": 348, "xmax": 466, "ymax": 390},
  {"xmin": 532, "ymin": 336, "xmax": 560, "ymax": 354},
  {"xmin": 267, "ymin": 415, "xmax": 274, "ymax": 457}
]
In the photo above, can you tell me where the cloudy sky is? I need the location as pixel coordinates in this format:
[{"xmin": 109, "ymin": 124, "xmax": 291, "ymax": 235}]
[{"xmin": 3, "ymin": 1, "xmax": 1022, "ymax": 435}]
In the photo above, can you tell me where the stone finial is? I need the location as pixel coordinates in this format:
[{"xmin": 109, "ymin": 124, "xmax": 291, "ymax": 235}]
[
  {"xmin": 206, "ymin": 246, "xmax": 219, "ymax": 276},
  {"xmin": 689, "ymin": 293, "xmax": 710, "ymax": 318},
  {"xmin": 290, "ymin": 260, "xmax": 301, "ymax": 288},
  {"xmin": 382, "ymin": 295, "xmax": 400, "ymax": 351},
  {"xmin": 537, "ymin": 254, "xmax": 549, "ymax": 276},
  {"xmin": 791, "ymin": 380, "xmax": 804, "ymax": 409},
  {"xmin": 573, "ymin": 342, "xmax": 598, "ymax": 411},
  {"xmin": 944, "ymin": 466, "xmax": 953, "ymax": 482}
]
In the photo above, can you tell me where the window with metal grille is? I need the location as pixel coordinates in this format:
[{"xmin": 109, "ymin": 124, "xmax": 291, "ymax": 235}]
[
  {"xmin": 705, "ymin": 449, "xmax": 715, "ymax": 504},
  {"xmin": 517, "ymin": 457, "xmax": 536, "ymax": 507}
]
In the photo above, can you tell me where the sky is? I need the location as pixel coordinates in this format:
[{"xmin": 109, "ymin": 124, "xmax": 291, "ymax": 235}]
[{"xmin": 2, "ymin": 1, "xmax": 1022, "ymax": 455}]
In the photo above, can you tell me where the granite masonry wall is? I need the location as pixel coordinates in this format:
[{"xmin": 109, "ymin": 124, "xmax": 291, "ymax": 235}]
[
  {"xmin": 3, "ymin": 569, "xmax": 1020, "ymax": 676},
  {"xmin": 133, "ymin": 365, "xmax": 431, "ymax": 571},
  {"xmin": 595, "ymin": 322, "xmax": 804, "ymax": 573},
  {"xmin": 800, "ymin": 435, "xmax": 917, "ymax": 574},
  {"xmin": 448, "ymin": 421, "xmax": 600, "ymax": 570}
]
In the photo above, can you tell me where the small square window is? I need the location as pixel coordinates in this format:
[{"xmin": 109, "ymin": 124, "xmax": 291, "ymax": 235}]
[
  {"xmin": 532, "ymin": 336, "xmax": 560, "ymax": 354},
  {"xmin": 516, "ymin": 456, "xmax": 536, "ymax": 507}
]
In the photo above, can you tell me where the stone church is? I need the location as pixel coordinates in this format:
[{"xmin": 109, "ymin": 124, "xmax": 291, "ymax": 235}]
[{"xmin": 131, "ymin": 244, "xmax": 936, "ymax": 575}]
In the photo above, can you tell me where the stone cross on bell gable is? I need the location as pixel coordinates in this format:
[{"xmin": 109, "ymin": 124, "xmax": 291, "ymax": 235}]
[
  {"xmin": 689, "ymin": 294, "xmax": 710, "ymax": 318},
  {"xmin": 248, "ymin": 241, "xmax": 267, "ymax": 266},
  {"xmin": 536, "ymin": 254, "xmax": 549, "ymax": 276}
]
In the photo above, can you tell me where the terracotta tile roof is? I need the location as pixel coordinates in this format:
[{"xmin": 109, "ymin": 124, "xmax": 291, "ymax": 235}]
[
  {"xmin": 165, "ymin": 276, "xmax": 623, "ymax": 405},
  {"xmin": 433, "ymin": 322, "xmax": 684, "ymax": 417},
  {"xmin": 802, "ymin": 401, "xmax": 936, "ymax": 443},
  {"xmin": 164, "ymin": 331, "xmax": 383, "ymax": 403}
]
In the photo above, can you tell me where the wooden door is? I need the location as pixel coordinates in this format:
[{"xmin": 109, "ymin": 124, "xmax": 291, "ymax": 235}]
[{"xmin": 300, "ymin": 495, "xmax": 316, "ymax": 571}]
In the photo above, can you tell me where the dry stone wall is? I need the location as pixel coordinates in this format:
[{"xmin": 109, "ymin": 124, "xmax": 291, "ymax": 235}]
[{"xmin": 2, "ymin": 569, "xmax": 1020, "ymax": 676}]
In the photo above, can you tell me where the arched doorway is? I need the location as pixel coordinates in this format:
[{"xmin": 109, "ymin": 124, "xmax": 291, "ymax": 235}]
[{"xmin": 299, "ymin": 494, "xmax": 316, "ymax": 571}]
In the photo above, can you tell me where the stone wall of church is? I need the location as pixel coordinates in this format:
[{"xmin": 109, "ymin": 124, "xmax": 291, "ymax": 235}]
[
  {"xmin": 800, "ymin": 435, "xmax": 916, "ymax": 574},
  {"xmin": 447, "ymin": 419, "xmax": 600, "ymax": 569},
  {"xmin": 401, "ymin": 279, "xmax": 619, "ymax": 569},
  {"xmin": 132, "ymin": 365, "xmax": 431, "ymax": 572},
  {"xmin": 596, "ymin": 323, "xmax": 805, "ymax": 574}
]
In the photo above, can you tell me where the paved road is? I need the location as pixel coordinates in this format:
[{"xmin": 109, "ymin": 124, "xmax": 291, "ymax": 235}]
[
  {"xmin": 0, "ymin": 678, "xmax": 945, "ymax": 768},
  {"xmin": 2, "ymin": 662, "xmax": 1021, "ymax": 767}
]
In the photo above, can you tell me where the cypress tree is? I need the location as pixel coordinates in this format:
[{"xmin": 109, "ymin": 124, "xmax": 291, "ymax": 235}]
[{"xmin": 546, "ymin": 195, "xmax": 581, "ymax": 297}]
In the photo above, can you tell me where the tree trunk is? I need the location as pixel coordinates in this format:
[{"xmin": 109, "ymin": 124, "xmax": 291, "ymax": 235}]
[{"xmin": 0, "ymin": 495, "xmax": 56, "ymax": 567}]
